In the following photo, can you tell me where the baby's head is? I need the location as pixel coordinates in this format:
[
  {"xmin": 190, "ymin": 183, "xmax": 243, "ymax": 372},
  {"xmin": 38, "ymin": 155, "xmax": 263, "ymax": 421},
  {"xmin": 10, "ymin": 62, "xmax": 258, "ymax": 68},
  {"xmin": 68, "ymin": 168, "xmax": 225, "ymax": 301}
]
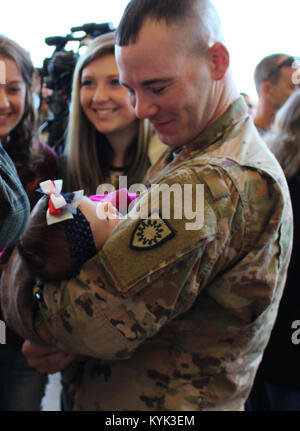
[{"xmin": 18, "ymin": 180, "xmax": 121, "ymax": 281}]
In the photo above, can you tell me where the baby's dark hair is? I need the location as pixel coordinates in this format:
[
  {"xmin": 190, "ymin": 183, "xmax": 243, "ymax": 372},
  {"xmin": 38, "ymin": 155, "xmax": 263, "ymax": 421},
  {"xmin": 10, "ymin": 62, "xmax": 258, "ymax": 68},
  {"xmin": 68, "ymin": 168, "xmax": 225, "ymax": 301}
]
[{"xmin": 18, "ymin": 197, "xmax": 80, "ymax": 281}]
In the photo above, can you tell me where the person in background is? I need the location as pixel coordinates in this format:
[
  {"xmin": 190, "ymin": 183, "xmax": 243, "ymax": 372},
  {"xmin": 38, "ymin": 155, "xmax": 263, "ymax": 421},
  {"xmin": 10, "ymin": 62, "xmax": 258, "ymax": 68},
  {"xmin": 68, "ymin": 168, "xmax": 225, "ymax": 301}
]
[
  {"xmin": 61, "ymin": 31, "xmax": 165, "ymax": 195},
  {"xmin": 0, "ymin": 142, "xmax": 30, "ymax": 249},
  {"xmin": 1, "ymin": 0, "xmax": 293, "ymax": 411},
  {"xmin": 253, "ymin": 53, "xmax": 299, "ymax": 135},
  {"xmin": 31, "ymin": 68, "xmax": 51, "ymax": 133},
  {"xmin": 0, "ymin": 35, "xmax": 58, "ymax": 411},
  {"xmin": 247, "ymin": 89, "xmax": 300, "ymax": 411},
  {"xmin": 5, "ymin": 30, "xmax": 164, "ymax": 409}
]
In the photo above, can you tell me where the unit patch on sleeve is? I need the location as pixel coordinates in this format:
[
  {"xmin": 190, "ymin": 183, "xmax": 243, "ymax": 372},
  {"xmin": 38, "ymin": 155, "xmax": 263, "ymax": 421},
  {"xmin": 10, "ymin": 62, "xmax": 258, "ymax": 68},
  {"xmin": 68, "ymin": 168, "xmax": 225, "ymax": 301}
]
[{"xmin": 130, "ymin": 212, "xmax": 176, "ymax": 251}]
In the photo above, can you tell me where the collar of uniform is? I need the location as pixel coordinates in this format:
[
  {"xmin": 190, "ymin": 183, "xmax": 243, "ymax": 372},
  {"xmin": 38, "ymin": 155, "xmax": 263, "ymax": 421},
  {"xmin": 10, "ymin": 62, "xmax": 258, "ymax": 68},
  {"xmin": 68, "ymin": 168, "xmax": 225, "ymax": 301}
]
[
  {"xmin": 172, "ymin": 97, "xmax": 248, "ymax": 159},
  {"xmin": 145, "ymin": 98, "xmax": 248, "ymax": 186}
]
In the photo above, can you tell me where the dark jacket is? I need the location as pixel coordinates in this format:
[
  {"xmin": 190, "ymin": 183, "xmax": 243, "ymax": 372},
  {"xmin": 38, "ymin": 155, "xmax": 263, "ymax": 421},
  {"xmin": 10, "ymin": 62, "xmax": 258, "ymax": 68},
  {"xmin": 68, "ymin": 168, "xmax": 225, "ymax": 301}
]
[
  {"xmin": 256, "ymin": 173, "xmax": 300, "ymax": 389},
  {"xmin": 0, "ymin": 142, "xmax": 30, "ymax": 248},
  {"xmin": 0, "ymin": 141, "xmax": 58, "ymax": 348}
]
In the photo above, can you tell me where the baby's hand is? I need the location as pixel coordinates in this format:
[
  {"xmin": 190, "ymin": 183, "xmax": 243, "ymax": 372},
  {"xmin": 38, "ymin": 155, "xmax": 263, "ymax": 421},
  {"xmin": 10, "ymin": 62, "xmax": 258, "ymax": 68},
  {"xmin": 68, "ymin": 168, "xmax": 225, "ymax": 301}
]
[{"xmin": 22, "ymin": 340, "xmax": 75, "ymax": 374}]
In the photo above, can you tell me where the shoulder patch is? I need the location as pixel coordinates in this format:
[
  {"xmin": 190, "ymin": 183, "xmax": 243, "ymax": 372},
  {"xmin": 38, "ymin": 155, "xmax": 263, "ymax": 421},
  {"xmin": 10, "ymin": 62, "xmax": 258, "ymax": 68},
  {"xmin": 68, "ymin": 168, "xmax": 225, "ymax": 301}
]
[{"xmin": 130, "ymin": 213, "xmax": 176, "ymax": 251}]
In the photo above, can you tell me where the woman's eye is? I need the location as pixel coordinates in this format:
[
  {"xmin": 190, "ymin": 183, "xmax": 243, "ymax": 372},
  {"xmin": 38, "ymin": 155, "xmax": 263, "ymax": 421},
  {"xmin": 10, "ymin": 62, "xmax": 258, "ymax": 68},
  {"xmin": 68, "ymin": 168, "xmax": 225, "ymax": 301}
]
[
  {"xmin": 81, "ymin": 80, "xmax": 93, "ymax": 87},
  {"xmin": 8, "ymin": 87, "xmax": 21, "ymax": 93}
]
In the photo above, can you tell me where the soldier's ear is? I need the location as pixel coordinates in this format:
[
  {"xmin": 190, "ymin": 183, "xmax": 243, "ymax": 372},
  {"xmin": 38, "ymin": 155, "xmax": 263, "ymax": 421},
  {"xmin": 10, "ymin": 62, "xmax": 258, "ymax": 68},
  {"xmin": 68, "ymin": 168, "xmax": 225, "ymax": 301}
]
[
  {"xmin": 261, "ymin": 81, "xmax": 272, "ymax": 99},
  {"xmin": 207, "ymin": 42, "xmax": 229, "ymax": 81}
]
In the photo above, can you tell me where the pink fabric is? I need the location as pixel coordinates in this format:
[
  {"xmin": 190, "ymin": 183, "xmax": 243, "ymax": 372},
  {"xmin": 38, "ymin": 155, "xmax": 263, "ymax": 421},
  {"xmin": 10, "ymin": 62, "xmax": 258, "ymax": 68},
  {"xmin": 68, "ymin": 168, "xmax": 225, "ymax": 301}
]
[{"xmin": 89, "ymin": 188, "xmax": 137, "ymax": 211}]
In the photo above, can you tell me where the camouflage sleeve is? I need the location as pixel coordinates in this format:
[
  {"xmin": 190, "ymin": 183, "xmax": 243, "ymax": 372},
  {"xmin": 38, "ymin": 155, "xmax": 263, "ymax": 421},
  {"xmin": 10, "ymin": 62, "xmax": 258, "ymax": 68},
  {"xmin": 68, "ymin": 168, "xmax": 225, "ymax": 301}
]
[
  {"xmin": 30, "ymin": 166, "xmax": 237, "ymax": 359},
  {"xmin": 3, "ymin": 166, "xmax": 236, "ymax": 359}
]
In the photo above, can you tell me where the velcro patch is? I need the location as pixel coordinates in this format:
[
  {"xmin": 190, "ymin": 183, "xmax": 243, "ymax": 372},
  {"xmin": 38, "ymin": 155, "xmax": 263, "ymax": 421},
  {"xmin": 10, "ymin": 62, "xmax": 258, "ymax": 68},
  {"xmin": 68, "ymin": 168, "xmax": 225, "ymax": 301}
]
[
  {"xmin": 204, "ymin": 170, "xmax": 230, "ymax": 200},
  {"xmin": 130, "ymin": 213, "xmax": 175, "ymax": 250}
]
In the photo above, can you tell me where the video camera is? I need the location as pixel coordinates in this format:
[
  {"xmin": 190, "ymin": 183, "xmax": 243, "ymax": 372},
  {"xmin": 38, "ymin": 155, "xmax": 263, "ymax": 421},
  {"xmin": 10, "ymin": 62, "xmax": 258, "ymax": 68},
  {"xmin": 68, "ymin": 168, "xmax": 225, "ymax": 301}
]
[{"xmin": 39, "ymin": 22, "xmax": 115, "ymax": 155}]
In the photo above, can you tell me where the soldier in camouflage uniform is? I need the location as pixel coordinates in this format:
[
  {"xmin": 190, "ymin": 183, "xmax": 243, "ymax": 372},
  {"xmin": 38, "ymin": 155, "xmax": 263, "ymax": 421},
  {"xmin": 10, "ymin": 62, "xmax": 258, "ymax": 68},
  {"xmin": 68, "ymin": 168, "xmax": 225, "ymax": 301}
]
[{"xmin": 1, "ymin": 0, "xmax": 293, "ymax": 410}]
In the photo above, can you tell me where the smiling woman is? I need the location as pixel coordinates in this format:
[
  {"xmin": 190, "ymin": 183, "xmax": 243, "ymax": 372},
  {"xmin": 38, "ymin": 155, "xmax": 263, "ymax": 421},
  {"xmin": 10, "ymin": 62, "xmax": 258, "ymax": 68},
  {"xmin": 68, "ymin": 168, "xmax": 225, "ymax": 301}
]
[
  {"xmin": 0, "ymin": 56, "xmax": 26, "ymax": 141},
  {"xmin": 0, "ymin": 34, "xmax": 58, "ymax": 412},
  {"xmin": 80, "ymin": 54, "xmax": 137, "ymax": 147},
  {"xmin": 62, "ymin": 31, "xmax": 165, "ymax": 195}
]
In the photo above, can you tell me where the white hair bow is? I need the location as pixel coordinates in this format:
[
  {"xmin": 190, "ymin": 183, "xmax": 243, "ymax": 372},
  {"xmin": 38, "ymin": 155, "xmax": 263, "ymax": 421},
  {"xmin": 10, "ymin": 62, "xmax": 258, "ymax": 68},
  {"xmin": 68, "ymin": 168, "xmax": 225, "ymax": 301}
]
[{"xmin": 39, "ymin": 179, "xmax": 84, "ymax": 225}]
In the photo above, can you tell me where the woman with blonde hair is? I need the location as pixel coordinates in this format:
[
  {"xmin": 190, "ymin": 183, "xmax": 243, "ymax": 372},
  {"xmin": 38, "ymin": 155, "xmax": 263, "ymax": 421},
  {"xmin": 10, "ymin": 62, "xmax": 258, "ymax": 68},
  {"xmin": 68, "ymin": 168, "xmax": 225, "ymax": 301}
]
[{"xmin": 62, "ymin": 31, "xmax": 165, "ymax": 195}]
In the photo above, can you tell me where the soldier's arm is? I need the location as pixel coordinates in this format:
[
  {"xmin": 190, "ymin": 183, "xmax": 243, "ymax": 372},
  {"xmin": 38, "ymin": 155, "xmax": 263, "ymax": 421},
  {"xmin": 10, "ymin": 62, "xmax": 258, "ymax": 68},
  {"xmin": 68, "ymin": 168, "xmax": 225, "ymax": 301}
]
[{"xmin": 1, "ymin": 167, "xmax": 231, "ymax": 358}]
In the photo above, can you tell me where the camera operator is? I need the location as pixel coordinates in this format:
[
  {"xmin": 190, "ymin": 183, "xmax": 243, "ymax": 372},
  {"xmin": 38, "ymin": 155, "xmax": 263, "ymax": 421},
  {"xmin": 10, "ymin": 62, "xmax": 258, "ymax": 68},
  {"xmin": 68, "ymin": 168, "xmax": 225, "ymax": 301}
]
[
  {"xmin": 39, "ymin": 22, "xmax": 114, "ymax": 156},
  {"xmin": 39, "ymin": 50, "xmax": 77, "ymax": 155}
]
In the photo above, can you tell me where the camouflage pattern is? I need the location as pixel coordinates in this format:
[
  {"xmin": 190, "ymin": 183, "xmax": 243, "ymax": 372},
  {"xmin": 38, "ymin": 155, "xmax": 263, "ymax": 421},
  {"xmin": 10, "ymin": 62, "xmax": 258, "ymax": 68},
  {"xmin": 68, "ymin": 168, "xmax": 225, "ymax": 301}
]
[{"xmin": 0, "ymin": 98, "xmax": 293, "ymax": 410}]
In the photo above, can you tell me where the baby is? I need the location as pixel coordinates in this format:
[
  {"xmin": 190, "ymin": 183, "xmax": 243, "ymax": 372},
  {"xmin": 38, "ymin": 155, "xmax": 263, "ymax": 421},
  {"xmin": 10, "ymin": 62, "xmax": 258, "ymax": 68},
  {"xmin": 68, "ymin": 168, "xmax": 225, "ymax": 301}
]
[{"xmin": 18, "ymin": 180, "xmax": 136, "ymax": 282}]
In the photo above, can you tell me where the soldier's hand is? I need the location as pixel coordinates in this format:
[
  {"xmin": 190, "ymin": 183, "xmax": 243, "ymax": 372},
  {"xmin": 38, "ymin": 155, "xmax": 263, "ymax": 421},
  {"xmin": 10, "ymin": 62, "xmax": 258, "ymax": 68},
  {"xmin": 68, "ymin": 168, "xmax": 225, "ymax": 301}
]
[{"xmin": 22, "ymin": 340, "xmax": 75, "ymax": 374}]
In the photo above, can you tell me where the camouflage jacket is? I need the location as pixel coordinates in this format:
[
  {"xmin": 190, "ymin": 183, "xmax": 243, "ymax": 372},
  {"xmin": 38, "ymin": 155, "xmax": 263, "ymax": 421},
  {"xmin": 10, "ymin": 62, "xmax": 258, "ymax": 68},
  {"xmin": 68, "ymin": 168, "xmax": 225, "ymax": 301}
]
[{"xmin": 0, "ymin": 98, "xmax": 293, "ymax": 411}]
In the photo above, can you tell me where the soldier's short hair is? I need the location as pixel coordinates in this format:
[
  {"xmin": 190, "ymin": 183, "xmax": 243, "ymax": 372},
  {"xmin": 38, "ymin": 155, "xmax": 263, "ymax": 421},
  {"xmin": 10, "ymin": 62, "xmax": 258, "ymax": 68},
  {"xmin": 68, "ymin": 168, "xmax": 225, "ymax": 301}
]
[{"xmin": 115, "ymin": 0, "xmax": 223, "ymax": 50}]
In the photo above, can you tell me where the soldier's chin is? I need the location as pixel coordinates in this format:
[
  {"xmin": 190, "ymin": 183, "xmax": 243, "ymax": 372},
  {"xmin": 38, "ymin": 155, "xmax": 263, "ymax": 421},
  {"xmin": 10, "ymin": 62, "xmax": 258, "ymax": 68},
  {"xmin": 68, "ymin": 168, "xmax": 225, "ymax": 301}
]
[{"xmin": 155, "ymin": 130, "xmax": 181, "ymax": 148}]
